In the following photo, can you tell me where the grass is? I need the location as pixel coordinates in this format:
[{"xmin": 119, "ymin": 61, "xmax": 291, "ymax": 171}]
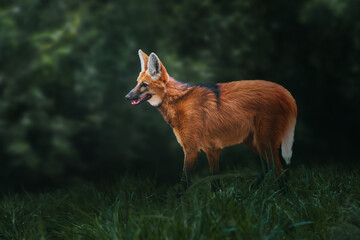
[{"xmin": 0, "ymin": 165, "xmax": 359, "ymax": 240}]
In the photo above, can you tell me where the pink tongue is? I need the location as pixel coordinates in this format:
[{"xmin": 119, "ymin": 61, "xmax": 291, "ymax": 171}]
[
  {"xmin": 131, "ymin": 99, "xmax": 140, "ymax": 105},
  {"xmin": 131, "ymin": 95, "xmax": 148, "ymax": 105}
]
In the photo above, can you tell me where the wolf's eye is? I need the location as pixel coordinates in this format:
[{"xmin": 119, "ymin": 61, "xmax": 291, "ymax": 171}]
[{"xmin": 141, "ymin": 83, "xmax": 148, "ymax": 88}]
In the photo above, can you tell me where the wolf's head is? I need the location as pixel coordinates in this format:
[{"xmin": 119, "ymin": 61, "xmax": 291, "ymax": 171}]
[{"xmin": 125, "ymin": 50, "xmax": 168, "ymax": 107}]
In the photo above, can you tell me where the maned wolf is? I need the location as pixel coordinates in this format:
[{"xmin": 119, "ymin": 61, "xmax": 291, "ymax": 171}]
[{"xmin": 125, "ymin": 50, "xmax": 297, "ymax": 191}]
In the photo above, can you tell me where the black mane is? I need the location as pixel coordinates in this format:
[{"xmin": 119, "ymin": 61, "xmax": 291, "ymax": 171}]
[
  {"xmin": 187, "ymin": 82, "xmax": 220, "ymax": 99},
  {"xmin": 169, "ymin": 76, "xmax": 220, "ymax": 99}
]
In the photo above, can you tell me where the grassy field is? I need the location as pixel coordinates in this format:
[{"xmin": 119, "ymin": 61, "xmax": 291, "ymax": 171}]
[{"xmin": 0, "ymin": 165, "xmax": 359, "ymax": 240}]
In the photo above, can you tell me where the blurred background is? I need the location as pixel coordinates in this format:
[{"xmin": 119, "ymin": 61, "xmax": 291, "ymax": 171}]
[{"xmin": 0, "ymin": 0, "xmax": 359, "ymax": 192}]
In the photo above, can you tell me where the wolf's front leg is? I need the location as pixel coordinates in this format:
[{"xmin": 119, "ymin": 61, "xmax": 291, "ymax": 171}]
[
  {"xmin": 204, "ymin": 148, "xmax": 222, "ymax": 192},
  {"xmin": 180, "ymin": 147, "xmax": 200, "ymax": 190}
]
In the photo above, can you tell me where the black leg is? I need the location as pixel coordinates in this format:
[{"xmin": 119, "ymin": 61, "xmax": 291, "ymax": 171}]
[
  {"xmin": 180, "ymin": 171, "xmax": 191, "ymax": 190},
  {"xmin": 250, "ymin": 172, "xmax": 265, "ymax": 189},
  {"xmin": 211, "ymin": 178, "xmax": 220, "ymax": 192},
  {"xmin": 277, "ymin": 170, "xmax": 289, "ymax": 195},
  {"xmin": 205, "ymin": 148, "xmax": 222, "ymax": 192}
]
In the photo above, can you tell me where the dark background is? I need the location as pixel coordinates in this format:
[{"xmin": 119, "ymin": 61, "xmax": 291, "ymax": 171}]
[{"xmin": 1, "ymin": 0, "xmax": 359, "ymax": 192}]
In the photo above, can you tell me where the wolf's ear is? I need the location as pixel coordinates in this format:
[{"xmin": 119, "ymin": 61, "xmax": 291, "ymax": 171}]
[
  {"xmin": 138, "ymin": 49, "xmax": 149, "ymax": 72},
  {"xmin": 148, "ymin": 53, "xmax": 161, "ymax": 78}
]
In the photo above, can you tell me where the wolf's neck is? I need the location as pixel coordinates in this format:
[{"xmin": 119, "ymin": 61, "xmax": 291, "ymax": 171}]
[
  {"xmin": 165, "ymin": 77, "xmax": 192, "ymax": 101},
  {"xmin": 157, "ymin": 77, "xmax": 192, "ymax": 127}
]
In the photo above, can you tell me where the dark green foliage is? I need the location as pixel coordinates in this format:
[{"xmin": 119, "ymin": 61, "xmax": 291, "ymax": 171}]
[
  {"xmin": 0, "ymin": 0, "xmax": 360, "ymax": 189},
  {"xmin": 0, "ymin": 166, "xmax": 359, "ymax": 239}
]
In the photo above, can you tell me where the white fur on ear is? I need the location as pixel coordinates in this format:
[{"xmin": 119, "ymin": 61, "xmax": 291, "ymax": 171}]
[
  {"xmin": 138, "ymin": 49, "xmax": 146, "ymax": 72},
  {"xmin": 148, "ymin": 53, "xmax": 161, "ymax": 78}
]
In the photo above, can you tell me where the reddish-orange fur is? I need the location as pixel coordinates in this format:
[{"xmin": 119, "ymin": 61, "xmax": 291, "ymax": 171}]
[{"xmin": 126, "ymin": 50, "xmax": 297, "ymax": 189}]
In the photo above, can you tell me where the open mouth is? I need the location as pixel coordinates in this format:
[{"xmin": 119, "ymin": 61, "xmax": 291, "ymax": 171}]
[{"xmin": 131, "ymin": 94, "xmax": 152, "ymax": 105}]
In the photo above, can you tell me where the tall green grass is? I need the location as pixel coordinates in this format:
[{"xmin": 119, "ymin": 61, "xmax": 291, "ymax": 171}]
[{"xmin": 0, "ymin": 165, "xmax": 359, "ymax": 239}]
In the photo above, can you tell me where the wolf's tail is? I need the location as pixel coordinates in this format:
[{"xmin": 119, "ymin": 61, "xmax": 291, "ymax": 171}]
[{"xmin": 281, "ymin": 119, "xmax": 296, "ymax": 165}]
